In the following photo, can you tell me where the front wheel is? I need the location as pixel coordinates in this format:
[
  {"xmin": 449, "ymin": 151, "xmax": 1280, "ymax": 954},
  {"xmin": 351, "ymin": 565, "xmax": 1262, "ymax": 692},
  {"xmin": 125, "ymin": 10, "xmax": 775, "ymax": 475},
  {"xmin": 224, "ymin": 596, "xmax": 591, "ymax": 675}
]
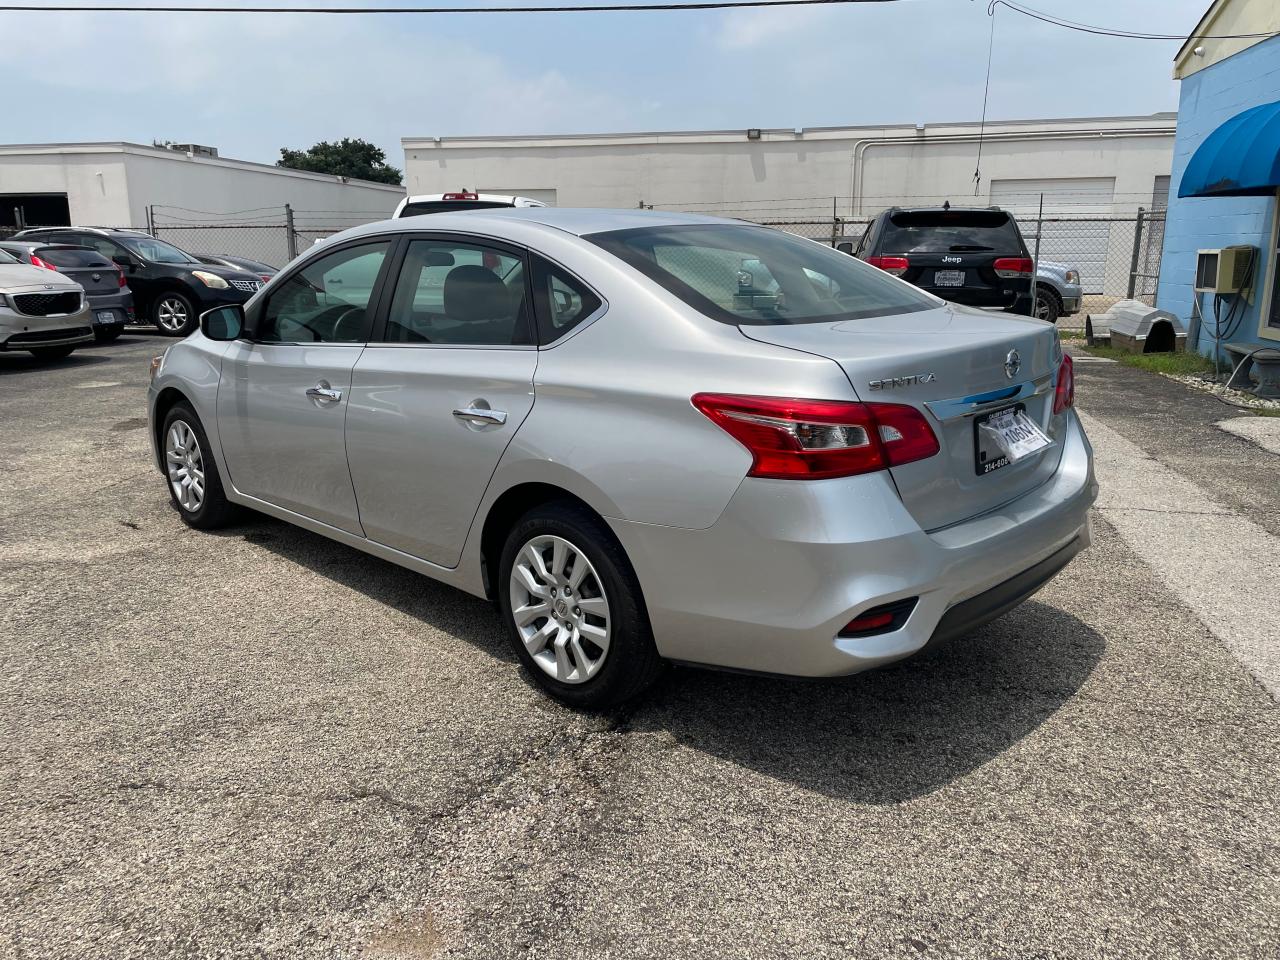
[
  {"xmin": 161, "ymin": 404, "xmax": 240, "ymax": 529},
  {"xmin": 153, "ymin": 292, "xmax": 198, "ymax": 336},
  {"xmin": 498, "ymin": 501, "xmax": 663, "ymax": 709}
]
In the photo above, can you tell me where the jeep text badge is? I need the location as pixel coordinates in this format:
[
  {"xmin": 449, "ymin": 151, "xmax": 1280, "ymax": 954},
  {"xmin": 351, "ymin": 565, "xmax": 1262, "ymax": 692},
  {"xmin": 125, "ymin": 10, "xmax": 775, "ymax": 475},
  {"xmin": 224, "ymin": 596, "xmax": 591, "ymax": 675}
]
[{"xmin": 868, "ymin": 373, "xmax": 937, "ymax": 390}]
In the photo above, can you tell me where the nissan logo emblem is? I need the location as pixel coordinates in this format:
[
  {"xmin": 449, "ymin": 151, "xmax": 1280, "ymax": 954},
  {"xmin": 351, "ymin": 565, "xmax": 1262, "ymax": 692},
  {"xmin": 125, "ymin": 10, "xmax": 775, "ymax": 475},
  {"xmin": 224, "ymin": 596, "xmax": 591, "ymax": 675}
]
[{"xmin": 1005, "ymin": 349, "xmax": 1022, "ymax": 380}]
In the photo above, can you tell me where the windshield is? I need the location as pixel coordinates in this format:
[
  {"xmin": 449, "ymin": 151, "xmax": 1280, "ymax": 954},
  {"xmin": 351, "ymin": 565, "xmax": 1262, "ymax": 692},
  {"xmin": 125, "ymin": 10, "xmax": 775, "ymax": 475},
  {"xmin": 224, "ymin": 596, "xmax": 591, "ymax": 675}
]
[
  {"xmin": 119, "ymin": 236, "xmax": 199, "ymax": 264},
  {"xmin": 0, "ymin": 248, "xmax": 18, "ymax": 264},
  {"xmin": 588, "ymin": 223, "xmax": 936, "ymax": 325},
  {"xmin": 880, "ymin": 210, "xmax": 1026, "ymax": 254}
]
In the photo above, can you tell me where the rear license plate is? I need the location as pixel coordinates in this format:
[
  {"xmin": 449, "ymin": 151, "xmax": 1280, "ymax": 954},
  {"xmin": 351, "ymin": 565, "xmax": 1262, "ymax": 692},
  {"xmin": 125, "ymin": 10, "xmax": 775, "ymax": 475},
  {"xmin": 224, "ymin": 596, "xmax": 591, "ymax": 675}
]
[
  {"xmin": 96, "ymin": 310, "xmax": 118, "ymax": 324},
  {"xmin": 934, "ymin": 270, "xmax": 965, "ymax": 287},
  {"xmin": 974, "ymin": 404, "xmax": 1052, "ymax": 475}
]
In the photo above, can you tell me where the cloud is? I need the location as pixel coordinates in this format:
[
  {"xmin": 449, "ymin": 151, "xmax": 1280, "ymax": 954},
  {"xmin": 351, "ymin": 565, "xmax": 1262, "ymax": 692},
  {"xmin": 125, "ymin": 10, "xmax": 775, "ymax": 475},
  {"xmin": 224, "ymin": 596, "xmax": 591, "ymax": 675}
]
[{"xmin": 716, "ymin": 9, "xmax": 833, "ymax": 50}]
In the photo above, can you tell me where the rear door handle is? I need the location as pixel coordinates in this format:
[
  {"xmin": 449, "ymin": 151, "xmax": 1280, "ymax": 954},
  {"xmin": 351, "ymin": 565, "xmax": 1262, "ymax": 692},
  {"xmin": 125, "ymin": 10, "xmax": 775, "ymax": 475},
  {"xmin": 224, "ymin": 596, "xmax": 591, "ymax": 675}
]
[
  {"xmin": 452, "ymin": 406, "xmax": 507, "ymax": 426},
  {"xmin": 306, "ymin": 382, "xmax": 343, "ymax": 403}
]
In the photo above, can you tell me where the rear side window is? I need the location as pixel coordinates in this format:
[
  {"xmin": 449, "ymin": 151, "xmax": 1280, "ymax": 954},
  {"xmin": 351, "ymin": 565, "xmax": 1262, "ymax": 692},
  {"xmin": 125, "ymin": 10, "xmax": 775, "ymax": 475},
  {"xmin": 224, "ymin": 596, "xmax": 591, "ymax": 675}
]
[
  {"xmin": 879, "ymin": 210, "xmax": 1026, "ymax": 254},
  {"xmin": 36, "ymin": 246, "xmax": 111, "ymax": 268},
  {"xmin": 398, "ymin": 201, "xmax": 514, "ymax": 217},
  {"xmin": 588, "ymin": 223, "xmax": 934, "ymax": 326},
  {"xmin": 531, "ymin": 256, "xmax": 601, "ymax": 343}
]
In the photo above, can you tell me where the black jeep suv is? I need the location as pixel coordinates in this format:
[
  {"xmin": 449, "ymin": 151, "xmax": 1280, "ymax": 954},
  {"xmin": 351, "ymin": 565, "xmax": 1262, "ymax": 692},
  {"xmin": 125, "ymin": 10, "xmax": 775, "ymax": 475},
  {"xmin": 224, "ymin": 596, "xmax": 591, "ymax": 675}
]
[
  {"xmin": 13, "ymin": 227, "xmax": 261, "ymax": 336},
  {"xmin": 842, "ymin": 206, "xmax": 1034, "ymax": 315}
]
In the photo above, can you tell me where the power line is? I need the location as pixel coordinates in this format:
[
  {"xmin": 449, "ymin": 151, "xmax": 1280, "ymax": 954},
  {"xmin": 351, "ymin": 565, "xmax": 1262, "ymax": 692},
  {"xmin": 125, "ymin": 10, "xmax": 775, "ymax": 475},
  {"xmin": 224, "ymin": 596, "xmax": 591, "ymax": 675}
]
[
  {"xmin": 0, "ymin": 0, "xmax": 898, "ymax": 14},
  {"xmin": 990, "ymin": 1, "xmax": 1280, "ymax": 41}
]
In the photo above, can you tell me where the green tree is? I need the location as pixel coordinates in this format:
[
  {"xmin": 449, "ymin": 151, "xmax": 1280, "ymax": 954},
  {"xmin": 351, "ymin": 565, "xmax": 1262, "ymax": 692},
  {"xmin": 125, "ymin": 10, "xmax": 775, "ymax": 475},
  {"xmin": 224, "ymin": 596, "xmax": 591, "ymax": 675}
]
[{"xmin": 277, "ymin": 138, "xmax": 402, "ymax": 185}]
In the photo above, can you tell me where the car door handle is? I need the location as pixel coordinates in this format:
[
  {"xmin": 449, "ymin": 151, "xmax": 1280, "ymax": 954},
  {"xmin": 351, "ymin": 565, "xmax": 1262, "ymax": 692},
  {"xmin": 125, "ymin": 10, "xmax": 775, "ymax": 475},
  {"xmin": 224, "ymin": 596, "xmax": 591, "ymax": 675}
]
[
  {"xmin": 306, "ymin": 382, "xmax": 343, "ymax": 403},
  {"xmin": 452, "ymin": 406, "xmax": 507, "ymax": 426}
]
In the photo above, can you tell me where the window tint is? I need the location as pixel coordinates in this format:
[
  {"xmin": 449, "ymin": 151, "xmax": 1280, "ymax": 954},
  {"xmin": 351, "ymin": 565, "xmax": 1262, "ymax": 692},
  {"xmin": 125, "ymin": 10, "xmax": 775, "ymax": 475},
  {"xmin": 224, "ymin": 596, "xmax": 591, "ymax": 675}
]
[
  {"xmin": 588, "ymin": 223, "xmax": 934, "ymax": 326},
  {"xmin": 117, "ymin": 235, "xmax": 199, "ymax": 264},
  {"xmin": 261, "ymin": 241, "xmax": 391, "ymax": 343},
  {"xmin": 879, "ymin": 210, "xmax": 1025, "ymax": 254},
  {"xmin": 37, "ymin": 246, "xmax": 112, "ymax": 268},
  {"xmin": 383, "ymin": 239, "xmax": 531, "ymax": 345},
  {"xmin": 532, "ymin": 256, "xmax": 601, "ymax": 342},
  {"xmin": 398, "ymin": 200, "xmax": 514, "ymax": 217},
  {"xmin": 77, "ymin": 235, "xmax": 126, "ymax": 260}
]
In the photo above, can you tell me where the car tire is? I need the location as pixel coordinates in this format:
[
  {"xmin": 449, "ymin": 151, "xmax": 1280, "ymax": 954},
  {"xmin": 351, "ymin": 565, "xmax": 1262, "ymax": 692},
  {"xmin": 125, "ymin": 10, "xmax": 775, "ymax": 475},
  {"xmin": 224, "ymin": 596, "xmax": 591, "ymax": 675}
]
[
  {"xmin": 160, "ymin": 403, "xmax": 239, "ymax": 530},
  {"xmin": 498, "ymin": 501, "xmax": 664, "ymax": 709},
  {"xmin": 153, "ymin": 291, "xmax": 199, "ymax": 337},
  {"xmin": 28, "ymin": 346, "xmax": 75, "ymax": 362},
  {"xmin": 1034, "ymin": 286, "xmax": 1061, "ymax": 324}
]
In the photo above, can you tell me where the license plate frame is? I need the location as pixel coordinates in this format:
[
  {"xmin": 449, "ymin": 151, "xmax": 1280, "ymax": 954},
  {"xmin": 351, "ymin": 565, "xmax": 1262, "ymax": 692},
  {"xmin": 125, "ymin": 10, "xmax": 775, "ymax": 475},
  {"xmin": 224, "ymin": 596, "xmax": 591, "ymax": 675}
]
[
  {"xmin": 933, "ymin": 269, "xmax": 965, "ymax": 287},
  {"xmin": 974, "ymin": 403, "xmax": 1026, "ymax": 476},
  {"xmin": 95, "ymin": 310, "xmax": 118, "ymax": 325}
]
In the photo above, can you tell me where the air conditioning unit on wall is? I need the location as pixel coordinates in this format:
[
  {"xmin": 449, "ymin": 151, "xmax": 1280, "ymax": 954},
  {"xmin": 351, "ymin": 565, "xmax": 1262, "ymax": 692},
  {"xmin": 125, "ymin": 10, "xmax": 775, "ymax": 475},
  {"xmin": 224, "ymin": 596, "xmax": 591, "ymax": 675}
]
[{"xmin": 1195, "ymin": 245, "xmax": 1256, "ymax": 296}]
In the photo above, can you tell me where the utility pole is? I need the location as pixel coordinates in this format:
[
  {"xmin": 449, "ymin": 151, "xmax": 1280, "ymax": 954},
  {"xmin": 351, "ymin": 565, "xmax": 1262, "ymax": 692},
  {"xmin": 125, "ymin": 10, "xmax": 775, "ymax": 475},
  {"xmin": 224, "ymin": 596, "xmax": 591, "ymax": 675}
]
[{"xmin": 285, "ymin": 204, "xmax": 298, "ymax": 260}]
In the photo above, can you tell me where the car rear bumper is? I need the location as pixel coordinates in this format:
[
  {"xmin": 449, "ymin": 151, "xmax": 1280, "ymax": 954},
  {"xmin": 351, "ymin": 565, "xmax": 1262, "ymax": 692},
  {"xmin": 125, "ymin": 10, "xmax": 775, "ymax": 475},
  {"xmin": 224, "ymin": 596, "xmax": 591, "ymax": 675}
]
[
  {"xmin": 612, "ymin": 409, "xmax": 1096, "ymax": 677},
  {"xmin": 926, "ymin": 287, "xmax": 1022, "ymax": 309},
  {"xmin": 86, "ymin": 290, "xmax": 135, "ymax": 327}
]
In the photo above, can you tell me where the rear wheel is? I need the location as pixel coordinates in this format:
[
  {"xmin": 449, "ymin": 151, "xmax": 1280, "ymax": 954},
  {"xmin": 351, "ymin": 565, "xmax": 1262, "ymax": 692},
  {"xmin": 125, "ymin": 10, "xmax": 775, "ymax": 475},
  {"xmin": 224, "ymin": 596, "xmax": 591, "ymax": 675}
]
[
  {"xmin": 28, "ymin": 346, "xmax": 74, "ymax": 361},
  {"xmin": 498, "ymin": 501, "xmax": 663, "ymax": 709},
  {"xmin": 161, "ymin": 403, "xmax": 239, "ymax": 529},
  {"xmin": 154, "ymin": 292, "xmax": 198, "ymax": 336}
]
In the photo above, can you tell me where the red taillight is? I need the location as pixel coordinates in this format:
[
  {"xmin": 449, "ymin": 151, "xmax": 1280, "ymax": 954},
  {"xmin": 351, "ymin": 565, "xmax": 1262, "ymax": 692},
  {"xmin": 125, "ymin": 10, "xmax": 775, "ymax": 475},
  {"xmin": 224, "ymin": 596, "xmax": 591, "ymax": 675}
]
[
  {"xmin": 993, "ymin": 257, "xmax": 1034, "ymax": 278},
  {"xmin": 691, "ymin": 394, "xmax": 940, "ymax": 481},
  {"xmin": 117, "ymin": 268, "xmax": 127, "ymax": 288},
  {"xmin": 443, "ymin": 191, "xmax": 479, "ymax": 200},
  {"xmin": 866, "ymin": 255, "xmax": 909, "ymax": 277},
  {"xmin": 1053, "ymin": 354, "xmax": 1074, "ymax": 414},
  {"xmin": 30, "ymin": 255, "xmax": 58, "ymax": 271},
  {"xmin": 259, "ymin": 274, "xmax": 273, "ymax": 283}
]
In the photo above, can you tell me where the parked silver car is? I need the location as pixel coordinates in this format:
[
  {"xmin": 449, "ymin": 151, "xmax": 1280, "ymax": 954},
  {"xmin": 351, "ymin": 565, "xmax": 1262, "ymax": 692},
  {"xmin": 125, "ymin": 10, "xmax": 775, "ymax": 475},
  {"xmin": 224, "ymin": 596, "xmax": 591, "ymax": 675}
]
[
  {"xmin": 147, "ymin": 209, "xmax": 1096, "ymax": 707},
  {"xmin": 0, "ymin": 247, "xmax": 94, "ymax": 360}
]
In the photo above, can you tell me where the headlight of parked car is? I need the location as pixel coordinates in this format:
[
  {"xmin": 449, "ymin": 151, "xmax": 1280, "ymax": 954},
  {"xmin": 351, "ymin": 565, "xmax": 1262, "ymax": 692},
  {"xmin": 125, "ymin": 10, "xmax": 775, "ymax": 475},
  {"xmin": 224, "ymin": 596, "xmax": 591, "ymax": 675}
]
[
  {"xmin": 192, "ymin": 270, "xmax": 230, "ymax": 289},
  {"xmin": 1065, "ymin": 269, "xmax": 1080, "ymax": 284}
]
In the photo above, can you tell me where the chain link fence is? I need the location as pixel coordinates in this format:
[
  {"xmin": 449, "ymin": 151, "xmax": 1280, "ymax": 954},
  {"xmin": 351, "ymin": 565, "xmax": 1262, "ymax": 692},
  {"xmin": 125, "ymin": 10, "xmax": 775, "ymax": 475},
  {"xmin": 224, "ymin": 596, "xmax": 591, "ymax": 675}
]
[{"xmin": 6, "ymin": 202, "xmax": 1166, "ymax": 334}]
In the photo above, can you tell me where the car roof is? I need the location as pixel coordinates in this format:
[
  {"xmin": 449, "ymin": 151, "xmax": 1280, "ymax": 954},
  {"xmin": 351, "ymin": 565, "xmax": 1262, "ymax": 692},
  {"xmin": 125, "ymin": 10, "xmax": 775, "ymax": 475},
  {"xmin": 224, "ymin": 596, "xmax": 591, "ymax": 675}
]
[
  {"xmin": 883, "ymin": 206, "xmax": 1009, "ymax": 215},
  {"xmin": 342, "ymin": 207, "xmax": 745, "ymax": 242},
  {"xmin": 18, "ymin": 226, "xmax": 151, "ymax": 238}
]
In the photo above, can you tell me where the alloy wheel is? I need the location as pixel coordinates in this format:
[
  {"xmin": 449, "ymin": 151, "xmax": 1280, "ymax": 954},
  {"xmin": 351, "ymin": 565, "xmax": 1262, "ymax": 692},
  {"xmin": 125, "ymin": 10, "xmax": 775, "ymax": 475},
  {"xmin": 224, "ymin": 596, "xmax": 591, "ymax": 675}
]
[
  {"xmin": 165, "ymin": 420, "xmax": 205, "ymax": 512},
  {"xmin": 1035, "ymin": 294, "xmax": 1053, "ymax": 321},
  {"xmin": 156, "ymin": 297, "xmax": 190, "ymax": 333},
  {"xmin": 508, "ymin": 535, "xmax": 612, "ymax": 684}
]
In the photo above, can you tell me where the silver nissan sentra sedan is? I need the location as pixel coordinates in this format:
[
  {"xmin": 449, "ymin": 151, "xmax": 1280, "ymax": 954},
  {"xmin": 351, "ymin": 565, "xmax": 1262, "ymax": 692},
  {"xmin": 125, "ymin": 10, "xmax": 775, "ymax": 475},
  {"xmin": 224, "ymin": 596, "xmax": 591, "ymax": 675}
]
[{"xmin": 147, "ymin": 208, "xmax": 1096, "ymax": 708}]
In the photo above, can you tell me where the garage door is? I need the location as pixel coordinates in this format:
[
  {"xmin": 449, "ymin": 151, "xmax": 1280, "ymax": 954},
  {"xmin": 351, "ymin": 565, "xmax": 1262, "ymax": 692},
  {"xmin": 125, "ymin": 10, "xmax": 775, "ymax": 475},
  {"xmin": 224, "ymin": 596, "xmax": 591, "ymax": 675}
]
[{"xmin": 990, "ymin": 178, "xmax": 1116, "ymax": 293}]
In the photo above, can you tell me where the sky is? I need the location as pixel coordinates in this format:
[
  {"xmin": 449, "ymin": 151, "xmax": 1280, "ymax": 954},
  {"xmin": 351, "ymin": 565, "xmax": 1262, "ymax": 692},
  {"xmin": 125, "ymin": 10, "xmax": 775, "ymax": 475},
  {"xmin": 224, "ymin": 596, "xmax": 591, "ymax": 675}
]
[{"xmin": 4, "ymin": 0, "xmax": 1210, "ymax": 168}]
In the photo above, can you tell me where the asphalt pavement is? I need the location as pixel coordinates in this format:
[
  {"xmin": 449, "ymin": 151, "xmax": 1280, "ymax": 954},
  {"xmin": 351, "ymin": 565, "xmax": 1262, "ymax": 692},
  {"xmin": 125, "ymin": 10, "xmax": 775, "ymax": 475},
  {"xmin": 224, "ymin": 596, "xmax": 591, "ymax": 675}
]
[{"xmin": 1, "ymin": 334, "xmax": 1276, "ymax": 959}]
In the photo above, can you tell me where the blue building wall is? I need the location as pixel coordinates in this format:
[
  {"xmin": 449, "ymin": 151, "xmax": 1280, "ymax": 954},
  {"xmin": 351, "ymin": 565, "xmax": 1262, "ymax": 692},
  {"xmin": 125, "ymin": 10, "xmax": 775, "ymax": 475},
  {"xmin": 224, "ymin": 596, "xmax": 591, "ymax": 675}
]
[{"xmin": 1157, "ymin": 34, "xmax": 1280, "ymax": 355}]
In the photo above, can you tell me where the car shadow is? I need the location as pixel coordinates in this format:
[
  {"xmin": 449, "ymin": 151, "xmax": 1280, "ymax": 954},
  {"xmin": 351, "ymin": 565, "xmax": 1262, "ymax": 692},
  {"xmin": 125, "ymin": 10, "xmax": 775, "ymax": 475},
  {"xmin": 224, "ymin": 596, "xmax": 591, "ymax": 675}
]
[
  {"xmin": 0, "ymin": 352, "xmax": 114, "ymax": 375},
  {"xmin": 223, "ymin": 514, "xmax": 1103, "ymax": 804}
]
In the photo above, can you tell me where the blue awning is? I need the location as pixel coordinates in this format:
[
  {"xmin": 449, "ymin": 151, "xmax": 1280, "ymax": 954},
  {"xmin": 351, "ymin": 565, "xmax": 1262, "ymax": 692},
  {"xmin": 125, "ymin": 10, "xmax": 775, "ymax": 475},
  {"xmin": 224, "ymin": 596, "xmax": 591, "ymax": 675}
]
[{"xmin": 1178, "ymin": 99, "xmax": 1280, "ymax": 198}]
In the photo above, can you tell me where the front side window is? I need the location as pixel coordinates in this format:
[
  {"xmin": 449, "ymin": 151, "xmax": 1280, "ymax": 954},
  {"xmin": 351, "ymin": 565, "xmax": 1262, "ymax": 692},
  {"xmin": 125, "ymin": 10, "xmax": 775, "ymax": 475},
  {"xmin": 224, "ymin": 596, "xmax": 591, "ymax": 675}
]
[
  {"xmin": 261, "ymin": 241, "xmax": 391, "ymax": 343},
  {"xmin": 383, "ymin": 239, "xmax": 531, "ymax": 345},
  {"xmin": 588, "ymin": 223, "xmax": 935, "ymax": 325}
]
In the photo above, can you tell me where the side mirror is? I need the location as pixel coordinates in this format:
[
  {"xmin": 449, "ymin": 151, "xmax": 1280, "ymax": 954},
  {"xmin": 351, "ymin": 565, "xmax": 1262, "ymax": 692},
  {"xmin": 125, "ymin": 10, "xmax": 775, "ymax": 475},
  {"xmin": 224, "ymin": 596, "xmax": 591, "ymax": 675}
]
[
  {"xmin": 836, "ymin": 242, "xmax": 854, "ymax": 255},
  {"xmin": 200, "ymin": 304, "xmax": 245, "ymax": 341}
]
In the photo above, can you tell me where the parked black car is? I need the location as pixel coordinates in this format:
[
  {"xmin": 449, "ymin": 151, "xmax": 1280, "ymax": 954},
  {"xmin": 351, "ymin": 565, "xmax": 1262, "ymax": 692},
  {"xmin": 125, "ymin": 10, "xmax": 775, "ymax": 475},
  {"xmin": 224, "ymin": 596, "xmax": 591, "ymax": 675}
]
[
  {"xmin": 842, "ymin": 206, "xmax": 1034, "ymax": 315},
  {"xmin": 13, "ymin": 227, "xmax": 261, "ymax": 336},
  {"xmin": 0, "ymin": 240, "xmax": 136, "ymax": 341},
  {"xmin": 195, "ymin": 253, "xmax": 277, "ymax": 283}
]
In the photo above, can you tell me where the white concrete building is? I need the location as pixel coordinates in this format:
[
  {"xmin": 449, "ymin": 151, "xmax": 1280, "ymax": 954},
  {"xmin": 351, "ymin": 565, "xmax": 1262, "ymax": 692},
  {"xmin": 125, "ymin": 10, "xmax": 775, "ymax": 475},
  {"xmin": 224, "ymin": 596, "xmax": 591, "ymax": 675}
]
[
  {"xmin": 0, "ymin": 141, "xmax": 404, "ymax": 231},
  {"xmin": 402, "ymin": 114, "xmax": 1177, "ymax": 220}
]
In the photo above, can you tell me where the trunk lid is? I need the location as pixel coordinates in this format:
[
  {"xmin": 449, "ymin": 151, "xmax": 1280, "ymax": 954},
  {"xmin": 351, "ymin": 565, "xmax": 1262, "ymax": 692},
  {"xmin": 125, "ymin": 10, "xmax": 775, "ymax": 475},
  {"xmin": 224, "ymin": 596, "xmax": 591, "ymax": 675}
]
[{"xmin": 739, "ymin": 304, "xmax": 1065, "ymax": 531}]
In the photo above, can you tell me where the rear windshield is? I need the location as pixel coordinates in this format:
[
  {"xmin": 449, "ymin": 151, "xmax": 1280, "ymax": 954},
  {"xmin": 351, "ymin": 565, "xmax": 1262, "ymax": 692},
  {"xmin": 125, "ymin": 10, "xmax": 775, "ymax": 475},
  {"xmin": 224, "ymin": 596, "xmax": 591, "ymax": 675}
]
[
  {"xmin": 398, "ymin": 200, "xmax": 514, "ymax": 217},
  {"xmin": 37, "ymin": 246, "xmax": 111, "ymax": 268},
  {"xmin": 880, "ymin": 210, "xmax": 1026, "ymax": 254},
  {"xmin": 587, "ymin": 223, "xmax": 936, "ymax": 326}
]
